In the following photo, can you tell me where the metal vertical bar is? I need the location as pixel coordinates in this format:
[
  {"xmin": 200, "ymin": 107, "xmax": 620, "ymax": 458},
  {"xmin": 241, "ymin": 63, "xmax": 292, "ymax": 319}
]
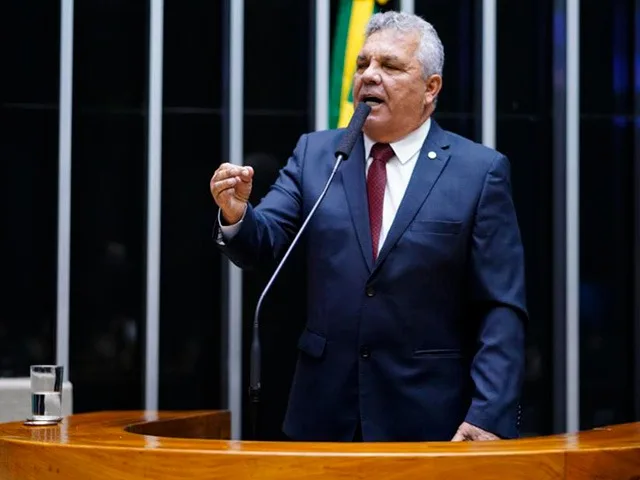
[
  {"xmin": 481, "ymin": 0, "xmax": 496, "ymax": 148},
  {"xmin": 399, "ymin": 0, "xmax": 414, "ymax": 14},
  {"xmin": 315, "ymin": 0, "xmax": 330, "ymax": 131},
  {"xmin": 227, "ymin": 0, "xmax": 244, "ymax": 441},
  {"xmin": 552, "ymin": 0, "xmax": 568, "ymax": 434},
  {"xmin": 566, "ymin": 0, "xmax": 580, "ymax": 434},
  {"xmin": 56, "ymin": 0, "xmax": 74, "ymax": 382},
  {"xmin": 144, "ymin": 0, "xmax": 164, "ymax": 412},
  {"xmin": 220, "ymin": 0, "xmax": 230, "ymax": 416},
  {"xmin": 634, "ymin": 0, "xmax": 640, "ymax": 421}
]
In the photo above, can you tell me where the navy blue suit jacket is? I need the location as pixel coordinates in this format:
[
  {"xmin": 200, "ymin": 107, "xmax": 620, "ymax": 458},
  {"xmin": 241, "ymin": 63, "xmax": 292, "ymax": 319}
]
[{"xmin": 215, "ymin": 120, "xmax": 527, "ymax": 441}]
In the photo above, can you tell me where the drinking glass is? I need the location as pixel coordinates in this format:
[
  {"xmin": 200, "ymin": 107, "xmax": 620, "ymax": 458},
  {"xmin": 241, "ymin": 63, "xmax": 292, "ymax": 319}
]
[{"xmin": 25, "ymin": 365, "xmax": 64, "ymax": 425}]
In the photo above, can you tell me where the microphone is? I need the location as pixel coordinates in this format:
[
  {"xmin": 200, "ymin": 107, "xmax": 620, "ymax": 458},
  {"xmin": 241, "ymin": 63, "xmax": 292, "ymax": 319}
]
[{"xmin": 248, "ymin": 102, "xmax": 371, "ymax": 439}]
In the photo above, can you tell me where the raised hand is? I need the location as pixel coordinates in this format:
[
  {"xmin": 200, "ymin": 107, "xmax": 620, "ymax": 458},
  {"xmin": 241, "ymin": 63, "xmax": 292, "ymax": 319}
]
[{"xmin": 210, "ymin": 163, "xmax": 254, "ymax": 224}]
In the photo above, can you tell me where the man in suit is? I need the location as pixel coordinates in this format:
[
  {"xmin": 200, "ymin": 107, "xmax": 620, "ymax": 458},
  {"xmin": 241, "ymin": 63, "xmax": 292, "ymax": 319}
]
[{"xmin": 210, "ymin": 11, "xmax": 527, "ymax": 442}]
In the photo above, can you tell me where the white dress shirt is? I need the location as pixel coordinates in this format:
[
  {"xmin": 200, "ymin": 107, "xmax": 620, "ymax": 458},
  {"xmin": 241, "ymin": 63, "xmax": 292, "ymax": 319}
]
[
  {"xmin": 219, "ymin": 118, "xmax": 432, "ymax": 250},
  {"xmin": 364, "ymin": 118, "xmax": 431, "ymax": 254}
]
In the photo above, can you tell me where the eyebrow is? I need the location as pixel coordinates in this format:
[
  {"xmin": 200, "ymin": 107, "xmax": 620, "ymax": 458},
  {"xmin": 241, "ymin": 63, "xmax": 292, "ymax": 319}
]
[
  {"xmin": 356, "ymin": 54, "xmax": 402, "ymax": 63},
  {"xmin": 381, "ymin": 54, "xmax": 401, "ymax": 62}
]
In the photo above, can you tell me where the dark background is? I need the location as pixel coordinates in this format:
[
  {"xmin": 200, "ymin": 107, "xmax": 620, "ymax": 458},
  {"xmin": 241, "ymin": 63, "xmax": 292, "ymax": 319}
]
[{"xmin": 1, "ymin": 0, "xmax": 637, "ymax": 439}]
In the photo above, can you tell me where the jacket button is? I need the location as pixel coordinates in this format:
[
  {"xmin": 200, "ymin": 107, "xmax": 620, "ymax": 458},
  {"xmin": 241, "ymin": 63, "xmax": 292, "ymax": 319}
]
[
  {"xmin": 360, "ymin": 346, "xmax": 371, "ymax": 359},
  {"xmin": 365, "ymin": 286, "xmax": 375, "ymax": 297}
]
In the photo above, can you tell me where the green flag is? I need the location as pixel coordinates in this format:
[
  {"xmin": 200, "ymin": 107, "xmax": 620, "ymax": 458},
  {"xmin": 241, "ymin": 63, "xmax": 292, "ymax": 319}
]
[{"xmin": 329, "ymin": 0, "xmax": 388, "ymax": 129}]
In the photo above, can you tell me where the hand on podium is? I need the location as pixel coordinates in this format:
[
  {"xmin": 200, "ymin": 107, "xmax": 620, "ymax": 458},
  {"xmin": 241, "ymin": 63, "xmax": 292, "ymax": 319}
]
[{"xmin": 451, "ymin": 422, "xmax": 499, "ymax": 441}]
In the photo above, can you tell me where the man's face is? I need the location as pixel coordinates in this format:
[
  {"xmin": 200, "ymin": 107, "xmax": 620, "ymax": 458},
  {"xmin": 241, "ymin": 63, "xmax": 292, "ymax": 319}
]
[{"xmin": 353, "ymin": 29, "xmax": 442, "ymax": 143}]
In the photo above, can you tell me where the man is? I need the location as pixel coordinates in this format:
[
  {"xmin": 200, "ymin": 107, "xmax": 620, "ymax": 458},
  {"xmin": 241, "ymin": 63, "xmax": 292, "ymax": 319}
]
[{"xmin": 210, "ymin": 11, "xmax": 527, "ymax": 442}]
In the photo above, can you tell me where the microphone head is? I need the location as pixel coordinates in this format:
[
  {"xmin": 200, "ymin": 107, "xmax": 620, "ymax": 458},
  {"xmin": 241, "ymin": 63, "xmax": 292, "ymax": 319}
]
[{"xmin": 334, "ymin": 102, "xmax": 371, "ymax": 159}]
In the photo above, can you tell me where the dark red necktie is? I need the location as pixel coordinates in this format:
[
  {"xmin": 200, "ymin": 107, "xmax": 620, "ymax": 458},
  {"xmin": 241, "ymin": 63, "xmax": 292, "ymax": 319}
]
[{"xmin": 367, "ymin": 143, "xmax": 395, "ymax": 260}]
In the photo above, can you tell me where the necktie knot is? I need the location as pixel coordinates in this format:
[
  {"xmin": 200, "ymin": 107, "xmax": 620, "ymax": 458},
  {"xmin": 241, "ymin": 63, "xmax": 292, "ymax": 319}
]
[{"xmin": 370, "ymin": 143, "xmax": 394, "ymax": 164}]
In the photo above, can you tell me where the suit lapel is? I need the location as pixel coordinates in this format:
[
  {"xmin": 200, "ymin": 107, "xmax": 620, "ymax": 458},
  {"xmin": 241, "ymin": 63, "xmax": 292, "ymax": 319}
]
[
  {"xmin": 341, "ymin": 134, "xmax": 374, "ymax": 271},
  {"xmin": 373, "ymin": 121, "xmax": 451, "ymax": 274}
]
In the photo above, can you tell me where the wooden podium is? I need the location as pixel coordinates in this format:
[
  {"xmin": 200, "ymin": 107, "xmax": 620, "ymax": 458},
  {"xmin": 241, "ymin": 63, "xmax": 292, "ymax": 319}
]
[{"xmin": 1, "ymin": 411, "xmax": 639, "ymax": 479}]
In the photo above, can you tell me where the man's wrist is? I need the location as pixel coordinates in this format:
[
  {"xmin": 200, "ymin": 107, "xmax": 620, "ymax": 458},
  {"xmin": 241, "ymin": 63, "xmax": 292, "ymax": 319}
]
[
  {"xmin": 221, "ymin": 205, "xmax": 246, "ymax": 226},
  {"xmin": 217, "ymin": 206, "xmax": 247, "ymax": 243}
]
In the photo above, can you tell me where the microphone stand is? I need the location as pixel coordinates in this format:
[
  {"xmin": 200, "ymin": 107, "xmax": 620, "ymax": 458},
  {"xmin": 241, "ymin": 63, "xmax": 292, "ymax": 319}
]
[
  {"xmin": 247, "ymin": 102, "xmax": 370, "ymax": 440},
  {"xmin": 248, "ymin": 153, "xmax": 347, "ymax": 440}
]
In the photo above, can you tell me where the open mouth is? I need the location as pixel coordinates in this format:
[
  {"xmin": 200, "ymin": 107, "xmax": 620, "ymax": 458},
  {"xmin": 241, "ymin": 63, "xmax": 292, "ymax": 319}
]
[{"xmin": 362, "ymin": 96, "xmax": 384, "ymax": 107}]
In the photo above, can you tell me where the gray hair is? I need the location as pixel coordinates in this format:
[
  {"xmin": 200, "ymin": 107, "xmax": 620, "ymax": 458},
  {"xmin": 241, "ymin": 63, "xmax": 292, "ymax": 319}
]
[{"xmin": 364, "ymin": 11, "xmax": 445, "ymax": 79}]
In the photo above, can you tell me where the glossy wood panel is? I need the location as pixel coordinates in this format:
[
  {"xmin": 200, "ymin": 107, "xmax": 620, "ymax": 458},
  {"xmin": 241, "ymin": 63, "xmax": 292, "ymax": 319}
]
[{"xmin": 1, "ymin": 411, "xmax": 639, "ymax": 479}]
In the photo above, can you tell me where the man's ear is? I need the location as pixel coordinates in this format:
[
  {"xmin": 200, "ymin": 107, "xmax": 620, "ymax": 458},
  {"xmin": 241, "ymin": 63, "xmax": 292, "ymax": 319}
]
[{"xmin": 425, "ymin": 74, "xmax": 443, "ymax": 105}]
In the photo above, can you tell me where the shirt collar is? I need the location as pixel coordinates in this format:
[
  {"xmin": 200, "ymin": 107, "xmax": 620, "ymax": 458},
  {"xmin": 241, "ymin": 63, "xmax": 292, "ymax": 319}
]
[{"xmin": 363, "ymin": 117, "xmax": 432, "ymax": 165}]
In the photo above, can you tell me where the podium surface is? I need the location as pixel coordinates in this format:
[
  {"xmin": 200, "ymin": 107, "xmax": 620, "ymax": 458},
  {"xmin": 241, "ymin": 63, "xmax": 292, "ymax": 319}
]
[{"xmin": 1, "ymin": 410, "xmax": 639, "ymax": 479}]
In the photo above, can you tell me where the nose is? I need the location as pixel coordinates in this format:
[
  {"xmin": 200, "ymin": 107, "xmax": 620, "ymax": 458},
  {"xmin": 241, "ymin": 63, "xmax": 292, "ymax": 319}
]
[{"xmin": 361, "ymin": 63, "xmax": 381, "ymax": 84}]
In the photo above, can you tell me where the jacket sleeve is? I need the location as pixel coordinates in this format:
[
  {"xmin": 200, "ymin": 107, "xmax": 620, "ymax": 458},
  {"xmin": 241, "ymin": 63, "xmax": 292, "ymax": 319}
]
[
  {"xmin": 463, "ymin": 153, "xmax": 528, "ymax": 439},
  {"xmin": 213, "ymin": 134, "xmax": 308, "ymax": 271}
]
